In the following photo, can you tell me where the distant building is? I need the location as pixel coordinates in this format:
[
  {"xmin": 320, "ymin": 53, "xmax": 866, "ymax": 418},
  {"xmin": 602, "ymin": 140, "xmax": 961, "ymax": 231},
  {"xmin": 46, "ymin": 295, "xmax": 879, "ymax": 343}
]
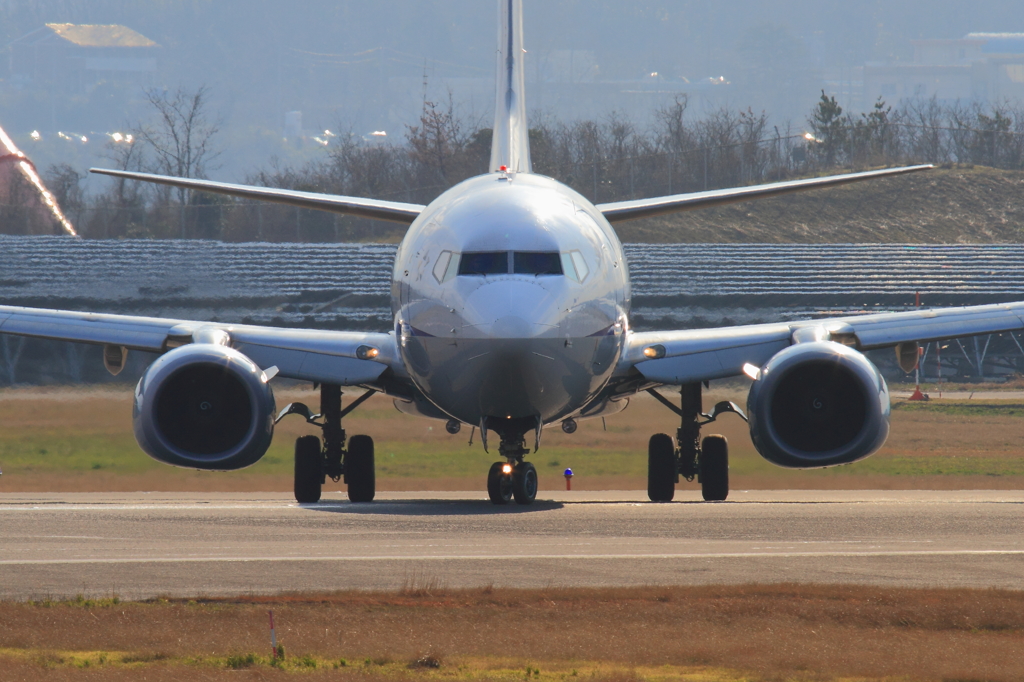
[
  {"xmin": 863, "ymin": 33, "xmax": 1024, "ymax": 105},
  {"xmin": 7, "ymin": 23, "xmax": 159, "ymax": 91}
]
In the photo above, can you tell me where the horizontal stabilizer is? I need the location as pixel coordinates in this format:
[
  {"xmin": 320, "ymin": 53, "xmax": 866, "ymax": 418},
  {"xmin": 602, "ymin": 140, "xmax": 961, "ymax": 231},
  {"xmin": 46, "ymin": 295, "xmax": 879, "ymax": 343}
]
[
  {"xmin": 597, "ymin": 164, "xmax": 933, "ymax": 224},
  {"xmin": 89, "ymin": 168, "xmax": 425, "ymax": 224}
]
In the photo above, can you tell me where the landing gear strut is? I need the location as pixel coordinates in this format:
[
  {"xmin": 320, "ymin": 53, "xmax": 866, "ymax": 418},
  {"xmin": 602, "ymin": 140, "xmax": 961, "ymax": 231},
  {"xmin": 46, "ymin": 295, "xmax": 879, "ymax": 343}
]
[
  {"xmin": 276, "ymin": 384, "xmax": 377, "ymax": 503},
  {"xmin": 646, "ymin": 383, "xmax": 746, "ymax": 502},
  {"xmin": 485, "ymin": 425, "xmax": 539, "ymax": 506}
]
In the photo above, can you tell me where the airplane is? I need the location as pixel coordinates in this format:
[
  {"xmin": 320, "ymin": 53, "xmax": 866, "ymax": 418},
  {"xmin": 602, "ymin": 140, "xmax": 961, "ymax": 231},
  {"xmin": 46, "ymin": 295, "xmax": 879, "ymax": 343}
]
[{"xmin": 2, "ymin": 0, "xmax": 1019, "ymax": 507}]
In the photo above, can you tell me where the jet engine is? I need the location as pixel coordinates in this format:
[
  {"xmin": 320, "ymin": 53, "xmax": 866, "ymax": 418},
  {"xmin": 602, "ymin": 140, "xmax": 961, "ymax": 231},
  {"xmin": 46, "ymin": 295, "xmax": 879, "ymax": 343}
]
[
  {"xmin": 746, "ymin": 341, "xmax": 890, "ymax": 468},
  {"xmin": 133, "ymin": 344, "xmax": 276, "ymax": 470}
]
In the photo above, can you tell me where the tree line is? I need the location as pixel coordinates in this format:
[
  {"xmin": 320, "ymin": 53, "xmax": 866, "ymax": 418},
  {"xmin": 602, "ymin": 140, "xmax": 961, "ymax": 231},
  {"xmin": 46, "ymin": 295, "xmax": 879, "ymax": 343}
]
[{"xmin": 5, "ymin": 90, "xmax": 1024, "ymax": 242}]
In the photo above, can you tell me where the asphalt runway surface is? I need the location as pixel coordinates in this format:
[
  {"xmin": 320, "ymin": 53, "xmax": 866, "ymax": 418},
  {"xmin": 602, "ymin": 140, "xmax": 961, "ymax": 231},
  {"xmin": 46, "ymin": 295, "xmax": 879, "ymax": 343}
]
[{"xmin": 1, "ymin": 490, "xmax": 1023, "ymax": 600}]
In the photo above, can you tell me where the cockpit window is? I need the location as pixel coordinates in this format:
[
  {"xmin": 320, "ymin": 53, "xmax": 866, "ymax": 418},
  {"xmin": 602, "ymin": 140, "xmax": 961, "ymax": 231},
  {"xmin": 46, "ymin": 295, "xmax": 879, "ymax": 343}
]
[
  {"xmin": 433, "ymin": 251, "xmax": 453, "ymax": 283},
  {"xmin": 458, "ymin": 251, "xmax": 508, "ymax": 276},
  {"xmin": 513, "ymin": 252, "xmax": 562, "ymax": 276},
  {"xmin": 561, "ymin": 251, "xmax": 589, "ymax": 282},
  {"xmin": 570, "ymin": 251, "xmax": 589, "ymax": 282}
]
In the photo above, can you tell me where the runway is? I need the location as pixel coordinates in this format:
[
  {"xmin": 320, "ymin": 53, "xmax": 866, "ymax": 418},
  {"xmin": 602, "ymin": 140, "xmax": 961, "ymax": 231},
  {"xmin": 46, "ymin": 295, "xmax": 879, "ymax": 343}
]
[{"xmin": 1, "ymin": 490, "xmax": 1022, "ymax": 599}]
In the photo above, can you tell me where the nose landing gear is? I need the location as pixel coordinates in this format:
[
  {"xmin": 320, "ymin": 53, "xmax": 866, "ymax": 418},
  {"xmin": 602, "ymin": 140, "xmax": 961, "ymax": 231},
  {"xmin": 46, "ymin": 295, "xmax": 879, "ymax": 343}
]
[
  {"xmin": 486, "ymin": 428, "xmax": 539, "ymax": 505},
  {"xmin": 487, "ymin": 459, "xmax": 538, "ymax": 505}
]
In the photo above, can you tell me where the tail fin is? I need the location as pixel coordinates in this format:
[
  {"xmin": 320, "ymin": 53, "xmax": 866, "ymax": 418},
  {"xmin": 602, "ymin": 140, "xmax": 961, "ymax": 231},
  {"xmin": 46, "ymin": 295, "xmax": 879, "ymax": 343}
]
[{"xmin": 489, "ymin": 0, "xmax": 532, "ymax": 173}]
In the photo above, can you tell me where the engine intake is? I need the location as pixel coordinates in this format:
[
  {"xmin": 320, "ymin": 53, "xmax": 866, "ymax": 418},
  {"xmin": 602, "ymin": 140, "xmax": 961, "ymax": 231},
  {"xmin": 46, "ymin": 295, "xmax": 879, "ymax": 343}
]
[
  {"xmin": 747, "ymin": 341, "xmax": 889, "ymax": 468},
  {"xmin": 133, "ymin": 344, "xmax": 276, "ymax": 470}
]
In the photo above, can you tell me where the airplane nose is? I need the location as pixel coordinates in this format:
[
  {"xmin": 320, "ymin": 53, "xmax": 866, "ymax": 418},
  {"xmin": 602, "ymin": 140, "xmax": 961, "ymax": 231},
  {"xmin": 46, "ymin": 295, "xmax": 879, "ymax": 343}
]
[
  {"xmin": 462, "ymin": 279, "xmax": 560, "ymax": 339},
  {"xmin": 491, "ymin": 314, "xmax": 533, "ymax": 339}
]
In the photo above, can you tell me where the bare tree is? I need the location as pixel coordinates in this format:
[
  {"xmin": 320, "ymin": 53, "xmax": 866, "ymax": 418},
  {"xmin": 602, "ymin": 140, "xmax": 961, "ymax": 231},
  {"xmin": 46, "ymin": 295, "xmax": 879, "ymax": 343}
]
[
  {"xmin": 136, "ymin": 86, "xmax": 221, "ymax": 237},
  {"xmin": 405, "ymin": 94, "xmax": 468, "ymax": 187}
]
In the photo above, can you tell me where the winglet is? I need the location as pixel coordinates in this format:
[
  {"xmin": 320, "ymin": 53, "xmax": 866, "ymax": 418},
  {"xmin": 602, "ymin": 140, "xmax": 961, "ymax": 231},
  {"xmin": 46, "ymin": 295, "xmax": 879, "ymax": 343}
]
[{"xmin": 489, "ymin": 0, "xmax": 532, "ymax": 174}]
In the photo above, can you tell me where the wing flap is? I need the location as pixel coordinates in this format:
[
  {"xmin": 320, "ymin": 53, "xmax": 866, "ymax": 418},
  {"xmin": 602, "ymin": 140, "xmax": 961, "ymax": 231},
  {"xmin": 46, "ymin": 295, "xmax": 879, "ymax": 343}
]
[
  {"xmin": 597, "ymin": 165, "xmax": 933, "ymax": 223},
  {"xmin": 89, "ymin": 169, "xmax": 425, "ymax": 224}
]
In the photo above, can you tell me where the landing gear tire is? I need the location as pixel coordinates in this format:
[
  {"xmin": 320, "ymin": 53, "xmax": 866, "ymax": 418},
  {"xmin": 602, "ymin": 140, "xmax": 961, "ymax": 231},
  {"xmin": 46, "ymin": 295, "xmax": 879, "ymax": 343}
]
[
  {"xmin": 294, "ymin": 435, "xmax": 323, "ymax": 504},
  {"xmin": 346, "ymin": 435, "xmax": 375, "ymax": 503},
  {"xmin": 487, "ymin": 462, "xmax": 513, "ymax": 505},
  {"xmin": 700, "ymin": 435, "xmax": 729, "ymax": 502},
  {"xmin": 647, "ymin": 433, "xmax": 677, "ymax": 502},
  {"xmin": 512, "ymin": 462, "xmax": 538, "ymax": 505}
]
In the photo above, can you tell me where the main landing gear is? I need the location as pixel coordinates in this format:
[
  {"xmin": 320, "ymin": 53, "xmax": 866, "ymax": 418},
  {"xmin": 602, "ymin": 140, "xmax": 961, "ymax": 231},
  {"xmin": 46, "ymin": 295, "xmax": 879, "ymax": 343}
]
[
  {"xmin": 646, "ymin": 383, "xmax": 747, "ymax": 502},
  {"xmin": 276, "ymin": 384, "xmax": 377, "ymax": 503},
  {"xmin": 485, "ymin": 423, "xmax": 539, "ymax": 506}
]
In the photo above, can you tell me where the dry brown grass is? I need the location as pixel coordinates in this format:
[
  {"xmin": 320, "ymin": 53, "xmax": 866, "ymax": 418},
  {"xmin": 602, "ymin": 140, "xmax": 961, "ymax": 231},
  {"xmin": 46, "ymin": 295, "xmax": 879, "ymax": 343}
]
[
  {"xmin": 4, "ymin": 385, "xmax": 1024, "ymax": 491},
  {"xmin": 2, "ymin": 585, "xmax": 1024, "ymax": 681}
]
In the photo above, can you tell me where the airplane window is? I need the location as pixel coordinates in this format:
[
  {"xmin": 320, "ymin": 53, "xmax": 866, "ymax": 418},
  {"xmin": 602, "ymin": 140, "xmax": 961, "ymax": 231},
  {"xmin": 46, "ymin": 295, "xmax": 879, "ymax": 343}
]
[
  {"xmin": 432, "ymin": 251, "xmax": 452, "ymax": 283},
  {"xmin": 458, "ymin": 251, "xmax": 509, "ymax": 275},
  {"xmin": 514, "ymin": 252, "xmax": 562, "ymax": 276},
  {"xmin": 560, "ymin": 253, "xmax": 578, "ymax": 281},
  {"xmin": 570, "ymin": 251, "xmax": 589, "ymax": 282},
  {"xmin": 443, "ymin": 252, "xmax": 460, "ymax": 281}
]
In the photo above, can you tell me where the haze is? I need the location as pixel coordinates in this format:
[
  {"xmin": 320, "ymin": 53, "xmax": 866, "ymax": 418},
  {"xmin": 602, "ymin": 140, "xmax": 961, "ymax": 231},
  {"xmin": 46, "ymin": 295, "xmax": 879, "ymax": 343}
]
[{"xmin": 1, "ymin": 0, "xmax": 1022, "ymax": 181}]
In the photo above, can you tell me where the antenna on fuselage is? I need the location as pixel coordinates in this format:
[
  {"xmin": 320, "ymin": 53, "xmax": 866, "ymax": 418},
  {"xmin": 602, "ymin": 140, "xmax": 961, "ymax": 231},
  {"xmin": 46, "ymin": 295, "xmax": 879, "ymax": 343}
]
[{"xmin": 489, "ymin": 0, "xmax": 532, "ymax": 174}]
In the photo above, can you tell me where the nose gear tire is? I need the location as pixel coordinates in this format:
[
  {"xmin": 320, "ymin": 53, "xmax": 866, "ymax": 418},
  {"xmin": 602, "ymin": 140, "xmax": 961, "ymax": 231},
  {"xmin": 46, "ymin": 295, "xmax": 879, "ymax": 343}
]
[
  {"xmin": 487, "ymin": 462, "xmax": 513, "ymax": 504},
  {"xmin": 700, "ymin": 434, "xmax": 729, "ymax": 501},
  {"xmin": 512, "ymin": 461, "xmax": 538, "ymax": 505},
  {"xmin": 346, "ymin": 435, "xmax": 375, "ymax": 503},
  {"xmin": 647, "ymin": 433, "xmax": 676, "ymax": 502},
  {"xmin": 294, "ymin": 435, "xmax": 323, "ymax": 503}
]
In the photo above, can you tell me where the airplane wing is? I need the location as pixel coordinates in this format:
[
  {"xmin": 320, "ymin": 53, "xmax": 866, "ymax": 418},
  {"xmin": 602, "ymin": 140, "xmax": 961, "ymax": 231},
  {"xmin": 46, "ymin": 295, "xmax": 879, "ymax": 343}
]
[
  {"xmin": 621, "ymin": 301, "xmax": 1024, "ymax": 385},
  {"xmin": 597, "ymin": 165, "xmax": 933, "ymax": 223},
  {"xmin": 0, "ymin": 305, "xmax": 402, "ymax": 386},
  {"xmin": 89, "ymin": 169, "xmax": 425, "ymax": 224}
]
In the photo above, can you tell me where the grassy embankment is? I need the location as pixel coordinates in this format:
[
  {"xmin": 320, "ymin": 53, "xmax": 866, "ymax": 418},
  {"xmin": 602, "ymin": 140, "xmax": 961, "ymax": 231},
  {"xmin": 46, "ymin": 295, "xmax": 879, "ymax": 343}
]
[
  {"xmin": 618, "ymin": 165, "xmax": 1024, "ymax": 243},
  {"xmin": 2, "ymin": 585, "xmax": 1024, "ymax": 681},
  {"xmin": 2, "ymin": 384, "xmax": 1024, "ymax": 492}
]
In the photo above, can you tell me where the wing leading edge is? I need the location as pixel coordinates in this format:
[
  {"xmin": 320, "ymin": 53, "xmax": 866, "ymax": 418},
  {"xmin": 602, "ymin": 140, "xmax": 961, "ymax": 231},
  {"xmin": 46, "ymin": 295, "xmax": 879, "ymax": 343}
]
[
  {"xmin": 597, "ymin": 164, "xmax": 933, "ymax": 223},
  {"xmin": 0, "ymin": 304, "xmax": 401, "ymax": 387},
  {"xmin": 88, "ymin": 169, "xmax": 425, "ymax": 225},
  {"xmin": 622, "ymin": 301, "xmax": 1024, "ymax": 386}
]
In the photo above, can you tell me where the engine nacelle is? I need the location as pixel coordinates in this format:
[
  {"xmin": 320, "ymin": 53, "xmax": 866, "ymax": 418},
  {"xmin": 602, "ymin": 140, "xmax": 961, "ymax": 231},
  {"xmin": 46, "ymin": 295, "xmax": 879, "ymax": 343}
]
[
  {"xmin": 133, "ymin": 344, "xmax": 276, "ymax": 470},
  {"xmin": 747, "ymin": 341, "xmax": 890, "ymax": 468}
]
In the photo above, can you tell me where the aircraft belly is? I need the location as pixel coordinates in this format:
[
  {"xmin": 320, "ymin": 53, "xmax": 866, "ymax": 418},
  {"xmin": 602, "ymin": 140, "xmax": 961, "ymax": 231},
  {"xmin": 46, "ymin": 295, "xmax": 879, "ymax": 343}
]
[{"xmin": 402, "ymin": 336, "xmax": 617, "ymax": 426}]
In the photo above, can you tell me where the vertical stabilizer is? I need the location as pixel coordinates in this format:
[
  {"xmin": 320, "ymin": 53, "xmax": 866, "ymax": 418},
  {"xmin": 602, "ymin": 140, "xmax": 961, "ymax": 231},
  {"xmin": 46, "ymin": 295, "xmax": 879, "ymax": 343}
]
[{"xmin": 489, "ymin": 0, "xmax": 532, "ymax": 173}]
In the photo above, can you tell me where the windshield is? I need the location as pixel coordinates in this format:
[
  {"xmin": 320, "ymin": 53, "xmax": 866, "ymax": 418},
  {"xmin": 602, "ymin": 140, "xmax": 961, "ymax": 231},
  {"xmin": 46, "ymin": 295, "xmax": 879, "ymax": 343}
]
[
  {"xmin": 513, "ymin": 252, "xmax": 562, "ymax": 275},
  {"xmin": 458, "ymin": 252, "xmax": 508, "ymax": 275}
]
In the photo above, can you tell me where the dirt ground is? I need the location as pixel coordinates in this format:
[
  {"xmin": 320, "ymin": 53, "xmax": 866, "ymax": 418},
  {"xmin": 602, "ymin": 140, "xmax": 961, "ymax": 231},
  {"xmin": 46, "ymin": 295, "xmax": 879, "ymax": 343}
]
[
  {"xmin": 2, "ymin": 384, "xmax": 1024, "ymax": 492},
  {"xmin": 2, "ymin": 585, "xmax": 1024, "ymax": 681}
]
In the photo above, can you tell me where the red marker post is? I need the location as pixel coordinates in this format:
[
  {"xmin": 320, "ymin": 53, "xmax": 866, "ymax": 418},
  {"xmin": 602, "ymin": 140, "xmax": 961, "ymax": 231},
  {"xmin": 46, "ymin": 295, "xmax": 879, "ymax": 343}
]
[{"xmin": 564, "ymin": 468, "xmax": 573, "ymax": 491}]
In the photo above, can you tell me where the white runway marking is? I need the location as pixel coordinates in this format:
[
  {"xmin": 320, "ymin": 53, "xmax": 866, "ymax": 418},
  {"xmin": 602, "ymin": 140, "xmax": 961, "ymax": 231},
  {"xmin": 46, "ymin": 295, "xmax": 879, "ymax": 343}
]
[{"xmin": 3, "ymin": 549, "xmax": 1024, "ymax": 566}]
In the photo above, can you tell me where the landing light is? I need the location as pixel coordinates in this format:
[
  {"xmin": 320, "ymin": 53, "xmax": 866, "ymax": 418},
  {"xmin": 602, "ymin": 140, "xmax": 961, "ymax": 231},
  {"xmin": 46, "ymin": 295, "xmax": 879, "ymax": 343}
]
[
  {"xmin": 742, "ymin": 363, "xmax": 762, "ymax": 381},
  {"xmin": 642, "ymin": 344, "xmax": 665, "ymax": 359},
  {"xmin": 356, "ymin": 345, "xmax": 380, "ymax": 360},
  {"xmin": 502, "ymin": 463, "xmax": 513, "ymax": 475}
]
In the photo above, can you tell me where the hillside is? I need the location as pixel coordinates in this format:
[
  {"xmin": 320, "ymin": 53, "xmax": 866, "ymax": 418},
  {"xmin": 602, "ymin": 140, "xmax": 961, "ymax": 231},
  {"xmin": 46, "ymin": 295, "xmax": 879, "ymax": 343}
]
[{"xmin": 616, "ymin": 166, "xmax": 1024, "ymax": 244}]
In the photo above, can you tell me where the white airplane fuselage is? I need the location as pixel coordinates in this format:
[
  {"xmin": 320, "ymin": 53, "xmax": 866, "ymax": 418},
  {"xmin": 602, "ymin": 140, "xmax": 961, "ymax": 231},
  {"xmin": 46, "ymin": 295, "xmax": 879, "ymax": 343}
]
[{"xmin": 392, "ymin": 172, "xmax": 630, "ymax": 429}]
